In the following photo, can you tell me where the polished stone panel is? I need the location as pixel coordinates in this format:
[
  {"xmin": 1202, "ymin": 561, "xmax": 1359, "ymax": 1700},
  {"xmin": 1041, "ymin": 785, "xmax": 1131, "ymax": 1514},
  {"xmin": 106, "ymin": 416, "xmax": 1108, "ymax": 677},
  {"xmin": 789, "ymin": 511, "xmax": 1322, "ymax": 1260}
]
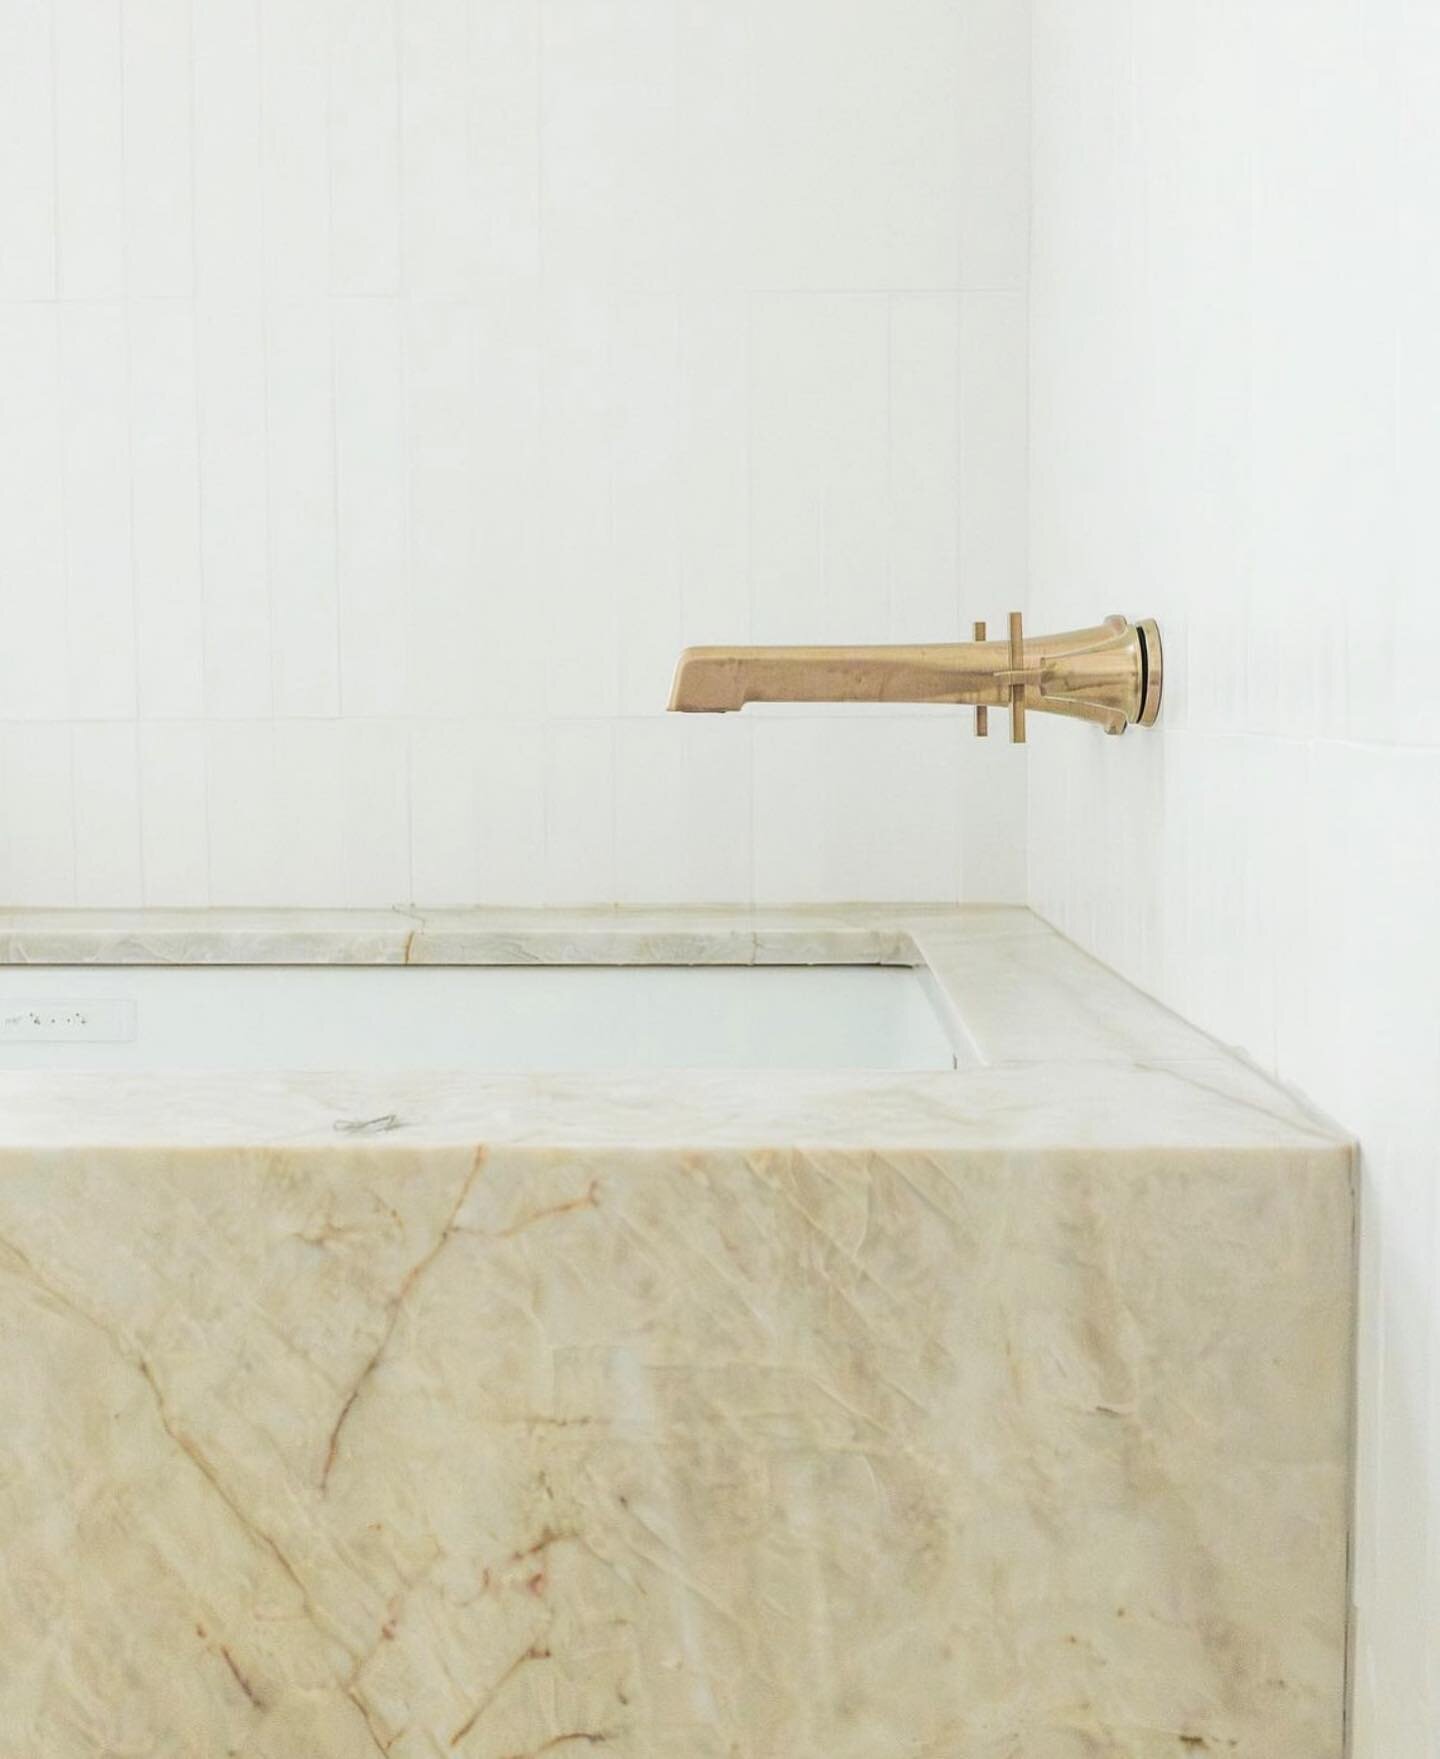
[{"xmin": 0, "ymin": 907, "xmax": 1354, "ymax": 1758}]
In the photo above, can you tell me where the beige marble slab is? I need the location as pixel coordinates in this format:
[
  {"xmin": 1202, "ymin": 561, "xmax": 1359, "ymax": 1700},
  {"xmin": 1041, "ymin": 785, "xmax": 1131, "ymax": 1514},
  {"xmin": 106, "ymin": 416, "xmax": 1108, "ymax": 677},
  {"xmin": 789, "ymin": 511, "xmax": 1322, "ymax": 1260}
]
[
  {"xmin": 0, "ymin": 907, "xmax": 1354, "ymax": 1758},
  {"xmin": 0, "ymin": 907, "xmax": 424, "ymax": 966},
  {"xmin": 0, "ymin": 903, "xmax": 1031, "ymax": 970}
]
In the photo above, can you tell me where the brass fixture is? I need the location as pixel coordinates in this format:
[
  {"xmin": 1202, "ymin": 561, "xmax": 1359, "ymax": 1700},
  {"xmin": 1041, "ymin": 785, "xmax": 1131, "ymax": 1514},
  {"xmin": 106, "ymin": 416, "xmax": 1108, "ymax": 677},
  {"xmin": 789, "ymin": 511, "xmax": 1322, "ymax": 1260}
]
[{"xmin": 668, "ymin": 614, "xmax": 1163, "ymax": 740}]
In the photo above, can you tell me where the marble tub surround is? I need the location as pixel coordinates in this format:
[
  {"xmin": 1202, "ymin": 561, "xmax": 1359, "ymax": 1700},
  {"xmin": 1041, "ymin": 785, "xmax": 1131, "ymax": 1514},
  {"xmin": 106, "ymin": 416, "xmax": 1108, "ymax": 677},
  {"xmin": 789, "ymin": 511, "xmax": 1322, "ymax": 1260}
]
[
  {"xmin": 0, "ymin": 902, "xmax": 994, "ymax": 970},
  {"xmin": 0, "ymin": 906, "xmax": 425, "ymax": 968},
  {"xmin": 0, "ymin": 908, "xmax": 1354, "ymax": 1757}
]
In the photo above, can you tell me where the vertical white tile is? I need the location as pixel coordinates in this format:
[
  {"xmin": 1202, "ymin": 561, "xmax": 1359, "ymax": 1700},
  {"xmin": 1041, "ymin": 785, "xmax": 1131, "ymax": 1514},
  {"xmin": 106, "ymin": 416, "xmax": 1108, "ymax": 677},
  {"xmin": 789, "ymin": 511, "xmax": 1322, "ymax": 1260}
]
[
  {"xmin": 368, "ymin": 727, "xmax": 549, "ymax": 908},
  {"xmin": 205, "ymin": 722, "xmax": 277, "ymax": 902},
  {"xmin": 614, "ymin": 716, "xmax": 751, "ymax": 904},
  {"xmin": 260, "ymin": 0, "xmax": 330, "ymax": 297},
  {"xmin": 192, "ymin": 0, "xmax": 263, "ymax": 301},
  {"xmin": 59, "ymin": 303, "xmax": 135, "ymax": 721},
  {"xmin": 678, "ymin": 296, "xmax": 750, "ymax": 648},
  {"xmin": 888, "ymin": 295, "xmax": 963, "ymax": 641},
  {"xmin": 540, "ymin": 0, "xmax": 678, "ymax": 290},
  {"xmin": 473, "ymin": 719, "xmax": 546, "ymax": 904},
  {"xmin": 128, "ymin": 302, "xmax": 205, "ymax": 717},
  {"xmin": 469, "ymin": 292, "xmax": 544, "ymax": 717},
  {"xmin": 339, "ymin": 720, "xmax": 411, "ymax": 905},
  {"xmin": 957, "ymin": 0, "xmax": 1031, "ymax": 290},
  {"xmin": 3, "ymin": 726, "xmax": 75, "ymax": 905},
  {"xmin": 956, "ymin": 734, "xmax": 1028, "ymax": 903},
  {"xmin": 748, "ymin": 295, "xmax": 890, "ymax": 644},
  {"xmin": 138, "ymin": 721, "xmax": 210, "ymax": 904},
  {"xmin": 53, "ymin": 0, "xmax": 125, "ymax": 298},
  {"xmin": 408, "ymin": 720, "xmax": 481, "ymax": 904},
  {"xmin": 72, "ymin": 724, "xmax": 143, "ymax": 905},
  {"xmin": 328, "ymin": 0, "xmax": 400, "ymax": 295},
  {"xmin": 612, "ymin": 294, "xmax": 683, "ymax": 715},
  {"xmin": 400, "ymin": 0, "xmax": 540, "ymax": 294},
  {"xmin": 0, "ymin": 737, "xmax": 9, "ymax": 907},
  {"xmin": 265, "ymin": 301, "xmax": 338, "ymax": 716},
  {"xmin": 122, "ymin": 0, "xmax": 195, "ymax": 296},
  {"xmin": 271, "ymin": 720, "xmax": 344, "ymax": 905},
  {"xmin": 1109, "ymin": 730, "xmax": 1169, "ymax": 989},
  {"xmin": 673, "ymin": 0, "xmax": 750, "ymax": 288},
  {"xmin": 544, "ymin": 719, "xmax": 614, "ymax": 904},
  {"xmin": 196, "ymin": 304, "xmax": 271, "ymax": 717},
  {"xmin": 959, "ymin": 291, "xmax": 1028, "ymax": 618},
  {"xmin": 399, "ymin": 714, "xmax": 545, "ymax": 907},
  {"xmin": 0, "ymin": 0, "xmax": 56, "ymax": 298},
  {"xmin": 753, "ymin": 714, "xmax": 962, "ymax": 904},
  {"xmin": 538, "ymin": 292, "xmax": 618, "ymax": 718},
  {"xmin": 1309, "ymin": 745, "xmax": 1440, "ymax": 1134},
  {"xmin": 1393, "ymin": 0, "xmax": 1440, "ymax": 750},
  {"xmin": 467, "ymin": 0, "xmax": 542, "ymax": 286},
  {"xmin": 400, "ymin": 0, "xmax": 475, "ymax": 295},
  {"xmin": 403, "ymin": 299, "xmax": 481, "ymax": 718},
  {"xmin": 0, "ymin": 308, "xmax": 68, "ymax": 721},
  {"xmin": 747, "ymin": 0, "xmax": 960, "ymax": 289},
  {"xmin": 1393, "ymin": 351, "xmax": 1440, "ymax": 746},
  {"xmin": 334, "ymin": 299, "xmax": 408, "ymax": 717},
  {"xmin": 613, "ymin": 719, "xmax": 690, "ymax": 904}
]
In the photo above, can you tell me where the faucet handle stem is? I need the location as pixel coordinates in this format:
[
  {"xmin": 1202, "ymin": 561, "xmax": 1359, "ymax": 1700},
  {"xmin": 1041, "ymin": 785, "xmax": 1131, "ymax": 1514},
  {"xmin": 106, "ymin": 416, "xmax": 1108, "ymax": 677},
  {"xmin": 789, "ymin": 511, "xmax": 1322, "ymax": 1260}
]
[{"xmin": 1008, "ymin": 611, "xmax": 1027, "ymax": 744}]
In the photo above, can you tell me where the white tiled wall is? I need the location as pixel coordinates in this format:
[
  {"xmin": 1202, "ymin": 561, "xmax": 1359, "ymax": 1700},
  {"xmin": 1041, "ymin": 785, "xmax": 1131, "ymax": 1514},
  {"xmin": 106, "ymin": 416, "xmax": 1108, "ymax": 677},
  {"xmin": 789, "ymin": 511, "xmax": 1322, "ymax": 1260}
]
[
  {"xmin": 0, "ymin": 0, "xmax": 1029, "ymax": 908},
  {"xmin": 1026, "ymin": 3, "xmax": 1440, "ymax": 1750}
]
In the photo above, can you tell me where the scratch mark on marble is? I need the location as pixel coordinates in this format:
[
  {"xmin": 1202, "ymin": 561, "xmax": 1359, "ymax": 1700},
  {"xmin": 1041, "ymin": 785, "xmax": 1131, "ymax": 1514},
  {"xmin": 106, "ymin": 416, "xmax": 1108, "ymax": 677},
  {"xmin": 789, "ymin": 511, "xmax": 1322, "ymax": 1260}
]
[
  {"xmin": 321, "ymin": 1146, "xmax": 489, "ymax": 1491},
  {"xmin": 449, "ymin": 1641, "xmax": 553, "ymax": 1748},
  {"xmin": 501, "ymin": 1736, "xmax": 610, "ymax": 1759},
  {"xmin": 515, "ymin": 1527, "xmax": 580, "ymax": 1563},
  {"xmin": 346, "ymin": 1680, "xmax": 395, "ymax": 1755},
  {"xmin": 333, "ymin": 1113, "xmax": 406, "ymax": 1138},
  {"xmin": 220, "ymin": 1645, "xmax": 265, "ymax": 1711}
]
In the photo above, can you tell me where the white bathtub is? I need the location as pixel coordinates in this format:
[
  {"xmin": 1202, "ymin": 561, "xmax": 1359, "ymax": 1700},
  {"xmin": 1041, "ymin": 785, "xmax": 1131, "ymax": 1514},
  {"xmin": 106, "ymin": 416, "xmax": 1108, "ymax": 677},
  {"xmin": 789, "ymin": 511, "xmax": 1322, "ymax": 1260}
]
[{"xmin": 0, "ymin": 963, "xmax": 964, "ymax": 1074}]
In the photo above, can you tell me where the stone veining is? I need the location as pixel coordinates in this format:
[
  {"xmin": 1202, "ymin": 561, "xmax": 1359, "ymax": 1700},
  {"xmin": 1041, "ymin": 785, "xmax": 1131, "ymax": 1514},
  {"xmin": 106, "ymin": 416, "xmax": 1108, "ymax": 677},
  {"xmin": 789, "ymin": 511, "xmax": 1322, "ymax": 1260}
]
[
  {"xmin": 0, "ymin": 908, "xmax": 1354, "ymax": 1757},
  {"xmin": 321, "ymin": 1145, "xmax": 489, "ymax": 1492}
]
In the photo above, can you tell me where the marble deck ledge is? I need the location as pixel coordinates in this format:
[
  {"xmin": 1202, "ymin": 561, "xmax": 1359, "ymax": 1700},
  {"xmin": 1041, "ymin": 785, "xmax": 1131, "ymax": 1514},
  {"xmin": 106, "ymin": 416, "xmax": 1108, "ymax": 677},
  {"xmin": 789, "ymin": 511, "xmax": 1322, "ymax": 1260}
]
[
  {"xmin": 0, "ymin": 906, "xmax": 1355, "ymax": 1758},
  {"xmin": 0, "ymin": 1059, "xmax": 1349, "ymax": 1153},
  {"xmin": 0, "ymin": 902, "xmax": 1041, "ymax": 968}
]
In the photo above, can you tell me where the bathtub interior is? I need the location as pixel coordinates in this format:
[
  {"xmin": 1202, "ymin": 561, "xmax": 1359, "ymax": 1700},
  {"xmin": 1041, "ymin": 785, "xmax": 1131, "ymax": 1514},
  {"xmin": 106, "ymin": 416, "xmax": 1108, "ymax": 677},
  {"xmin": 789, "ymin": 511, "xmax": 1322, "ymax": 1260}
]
[{"xmin": 0, "ymin": 961, "xmax": 969, "ymax": 1074}]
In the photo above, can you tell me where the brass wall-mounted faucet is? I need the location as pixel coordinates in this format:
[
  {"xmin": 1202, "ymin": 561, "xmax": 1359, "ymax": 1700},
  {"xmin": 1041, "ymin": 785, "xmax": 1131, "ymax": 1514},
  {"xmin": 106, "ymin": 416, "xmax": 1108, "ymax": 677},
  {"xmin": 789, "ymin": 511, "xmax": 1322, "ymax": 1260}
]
[{"xmin": 668, "ymin": 614, "xmax": 1162, "ymax": 741}]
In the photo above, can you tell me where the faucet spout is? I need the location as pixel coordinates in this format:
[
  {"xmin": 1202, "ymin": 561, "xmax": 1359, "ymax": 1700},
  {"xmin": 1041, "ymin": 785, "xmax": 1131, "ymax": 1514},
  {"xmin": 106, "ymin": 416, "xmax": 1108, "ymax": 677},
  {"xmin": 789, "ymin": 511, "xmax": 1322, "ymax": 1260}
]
[{"xmin": 668, "ymin": 615, "xmax": 1162, "ymax": 738}]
